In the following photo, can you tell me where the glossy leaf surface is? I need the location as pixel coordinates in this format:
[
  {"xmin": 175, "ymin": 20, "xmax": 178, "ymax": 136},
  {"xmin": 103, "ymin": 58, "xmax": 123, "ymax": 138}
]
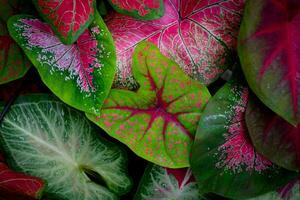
[
  {"xmin": 108, "ymin": 0, "xmax": 164, "ymax": 20},
  {"xmin": 134, "ymin": 164, "xmax": 202, "ymax": 200},
  {"xmin": 238, "ymin": 0, "xmax": 300, "ymax": 125},
  {"xmin": 32, "ymin": 0, "xmax": 95, "ymax": 44},
  {"xmin": 246, "ymin": 97, "xmax": 300, "ymax": 171},
  {"xmin": 87, "ymin": 42, "xmax": 211, "ymax": 168},
  {"xmin": 190, "ymin": 80, "xmax": 297, "ymax": 199},
  {"xmin": 8, "ymin": 14, "xmax": 116, "ymax": 115},
  {"xmin": 0, "ymin": 95, "xmax": 132, "ymax": 200},
  {"xmin": 106, "ymin": 0, "xmax": 245, "ymax": 89}
]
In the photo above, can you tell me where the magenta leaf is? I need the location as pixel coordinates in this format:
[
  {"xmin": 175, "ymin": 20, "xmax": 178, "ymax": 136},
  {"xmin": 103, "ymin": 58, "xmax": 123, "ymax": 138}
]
[
  {"xmin": 106, "ymin": 0, "xmax": 245, "ymax": 89},
  {"xmin": 8, "ymin": 14, "xmax": 116, "ymax": 115},
  {"xmin": 108, "ymin": 0, "xmax": 164, "ymax": 20},
  {"xmin": 0, "ymin": 154, "xmax": 45, "ymax": 200},
  {"xmin": 134, "ymin": 165, "xmax": 202, "ymax": 199},
  {"xmin": 32, "ymin": 0, "xmax": 96, "ymax": 44},
  {"xmin": 190, "ymin": 79, "xmax": 297, "ymax": 199},
  {"xmin": 238, "ymin": 0, "xmax": 300, "ymax": 125},
  {"xmin": 246, "ymin": 95, "xmax": 300, "ymax": 171},
  {"xmin": 87, "ymin": 41, "xmax": 211, "ymax": 168}
]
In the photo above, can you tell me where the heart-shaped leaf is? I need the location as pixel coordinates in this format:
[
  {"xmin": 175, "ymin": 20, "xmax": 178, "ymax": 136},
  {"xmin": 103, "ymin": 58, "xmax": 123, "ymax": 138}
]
[
  {"xmin": 32, "ymin": 0, "xmax": 95, "ymax": 44},
  {"xmin": 0, "ymin": 0, "xmax": 31, "ymax": 85},
  {"xmin": 249, "ymin": 179, "xmax": 300, "ymax": 200},
  {"xmin": 246, "ymin": 96, "xmax": 300, "ymax": 171},
  {"xmin": 190, "ymin": 80, "xmax": 297, "ymax": 199},
  {"xmin": 8, "ymin": 13, "xmax": 116, "ymax": 115},
  {"xmin": 134, "ymin": 164, "xmax": 202, "ymax": 200},
  {"xmin": 0, "ymin": 153, "xmax": 45, "ymax": 200},
  {"xmin": 87, "ymin": 41, "xmax": 211, "ymax": 168},
  {"xmin": 108, "ymin": 0, "xmax": 164, "ymax": 20},
  {"xmin": 106, "ymin": 0, "xmax": 245, "ymax": 89},
  {"xmin": 0, "ymin": 94, "xmax": 132, "ymax": 200},
  {"xmin": 238, "ymin": 0, "xmax": 300, "ymax": 126}
]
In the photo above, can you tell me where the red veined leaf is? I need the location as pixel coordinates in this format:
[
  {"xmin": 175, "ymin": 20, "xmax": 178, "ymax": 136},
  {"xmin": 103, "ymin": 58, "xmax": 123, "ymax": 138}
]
[
  {"xmin": 134, "ymin": 165, "xmax": 203, "ymax": 199},
  {"xmin": 190, "ymin": 79, "xmax": 297, "ymax": 199},
  {"xmin": 32, "ymin": 0, "xmax": 96, "ymax": 44},
  {"xmin": 108, "ymin": 0, "xmax": 164, "ymax": 20},
  {"xmin": 246, "ymin": 95, "xmax": 300, "ymax": 171},
  {"xmin": 0, "ymin": 154, "xmax": 45, "ymax": 200},
  {"xmin": 238, "ymin": 0, "xmax": 300, "ymax": 126},
  {"xmin": 106, "ymin": 0, "xmax": 245, "ymax": 89},
  {"xmin": 87, "ymin": 42, "xmax": 211, "ymax": 168}
]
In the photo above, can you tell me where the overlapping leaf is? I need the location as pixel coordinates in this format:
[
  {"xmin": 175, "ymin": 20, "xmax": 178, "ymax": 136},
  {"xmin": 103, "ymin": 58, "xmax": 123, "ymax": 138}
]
[
  {"xmin": 134, "ymin": 164, "xmax": 202, "ymax": 200},
  {"xmin": 238, "ymin": 0, "xmax": 300, "ymax": 125},
  {"xmin": 106, "ymin": 0, "xmax": 245, "ymax": 89},
  {"xmin": 190, "ymin": 80, "xmax": 297, "ymax": 199},
  {"xmin": 87, "ymin": 42, "xmax": 211, "ymax": 168},
  {"xmin": 246, "ymin": 97, "xmax": 300, "ymax": 171},
  {"xmin": 0, "ymin": 94, "xmax": 132, "ymax": 200},
  {"xmin": 8, "ymin": 13, "xmax": 116, "ymax": 115},
  {"xmin": 32, "ymin": 0, "xmax": 95, "ymax": 44},
  {"xmin": 0, "ymin": 153, "xmax": 45, "ymax": 200},
  {"xmin": 108, "ymin": 0, "xmax": 164, "ymax": 20},
  {"xmin": 0, "ymin": 0, "xmax": 31, "ymax": 85}
]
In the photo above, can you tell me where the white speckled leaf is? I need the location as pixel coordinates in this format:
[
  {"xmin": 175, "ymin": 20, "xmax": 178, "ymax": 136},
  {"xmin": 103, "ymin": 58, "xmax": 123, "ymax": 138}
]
[{"xmin": 0, "ymin": 95, "xmax": 132, "ymax": 200}]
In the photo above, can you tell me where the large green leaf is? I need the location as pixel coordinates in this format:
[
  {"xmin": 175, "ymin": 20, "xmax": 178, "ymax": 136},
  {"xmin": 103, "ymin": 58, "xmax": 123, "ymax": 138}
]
[
  {"xmin": 87, "ymin": 41, "xmax": 211, "ymax": 168},
  {"xmin": 190, "ymin": 80, "xmax": 297, "ymax": 199},
  {"xmin": 134, "ymin": 164, "xmax": 203, "ymax": 200},
  {"xmin": 0, "ymin": 94, "xmax": 132, "ymax": 200},
  {"xmin": 8, "ymin": 12, "xmax": 115, "ymax": 115}
]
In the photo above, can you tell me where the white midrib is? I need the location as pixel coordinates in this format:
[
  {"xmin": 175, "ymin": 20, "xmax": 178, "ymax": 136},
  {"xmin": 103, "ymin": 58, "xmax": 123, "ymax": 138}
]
[{"xmin": 5, "ymin": 119, "xmax": 78, "ymax": 167}]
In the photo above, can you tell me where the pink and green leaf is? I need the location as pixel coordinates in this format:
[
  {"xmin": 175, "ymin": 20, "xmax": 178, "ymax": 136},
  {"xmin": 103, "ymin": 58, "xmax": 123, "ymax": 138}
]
[
  {"xmin": 108, "ymin": 0, "xmax": 164, "ymax": 20},
  {"xmin": 106, "ymin": 0, "xmax": 245, "ymax": 89},
  {"xmin": 32, "ymin": 0, "xmax": 96, "ymax": 44},
  {"xmin": 238, "ymin": 0, "xmax": 300, "ymax": 125},
  {"xmin": 0, "ymin": 0, "xmax": 31, "ymax": 85},
  {"xmin": 190, "ymin": 79, "xmax": 297, "ymax": 199},
  {"xmin": 246, "ymin": 96, "xmax": 300, "ymax": 171},
  {"xmin": 8, "ymin": 13, "xmax": 116, "ymax": 115},
  {"xmin": 0, "ymin": 154, "xmax": 45, "ymax": 200},
  {"xmin": 134, "ymin": 165, "xmax": 203, "ymax": 200},
  {"xmin": 87, "ymin": 41, "xmax": 211, "ymax": 168}
]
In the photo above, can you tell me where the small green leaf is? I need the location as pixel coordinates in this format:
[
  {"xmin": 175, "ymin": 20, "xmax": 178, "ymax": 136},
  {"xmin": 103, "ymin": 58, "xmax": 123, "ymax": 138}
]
[
  {"xmin": 0, "ymin": 94, "xmax": 132, "ymax": 200},
  {"xmin": 87, "ymin": 41, "xmax": 211, "ymax": 168},
  {"xmin": 8, "ymin": 12, "xmax": 116, "ymax": 115}
]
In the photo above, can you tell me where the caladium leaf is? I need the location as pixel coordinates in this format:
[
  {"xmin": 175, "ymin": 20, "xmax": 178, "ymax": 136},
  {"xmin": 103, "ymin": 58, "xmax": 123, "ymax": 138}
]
[
  {"xmin": 249, "ymin": 179, "xmax": 300, "ymax": 200},
  {"xmin": 0, "ymin": 153, "xmax": 45, "ymax": 200},
  {"xmin": 0, "ymin": 0, "xmax": 31, "ymax": 85},
  {"xmin": 0, "ymin": 94, "xmax": 132, "ymax": 200},
  {"xmin": 8, "ymin": 13, "xmax": 116, "ymax": 115},
  {"xmin": 108, "ymin": 0, "xmax": 164, "ymax": 20},
  {"xmin": 190, "ymin": 80, "xmax": 297, "ymax": 199},
  {"xmin": 134, "ymin": 164, "xmax": 202, "ymax": 200},
  {"xmin": 246, "ymin": 96, "xmax": 300, "ymax": 171},
  {"xmin": 32, "ymin": 0, "xmax": 95, "ymax": 44},
  {"xmin": 87, "ymin": 42, "xmax": 211, "ymax": 168},
  {"xmin": 106, "ymin": 0, "xmax": 245, "ymax": 89},
  {"xmin": 238, "ymin": 0, "xmax": 300, "ymax": 126}
]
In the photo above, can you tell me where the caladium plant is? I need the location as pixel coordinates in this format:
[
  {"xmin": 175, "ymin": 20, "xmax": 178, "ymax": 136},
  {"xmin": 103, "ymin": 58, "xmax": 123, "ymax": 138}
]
[
  {"xmin": 0, "ymin": 0, "xmax": 31, "ymax": 85},
  {"xmin": 32, "ymin": 0, "xmax": 96, "ymax": 44},
  {"xmin": 246, "ymin": 96, "xmax": 300, "ymax": 171},
  {"xmin": 238, "ymin": 0, "xmax": 300, "ymax": 126},
  {"xmin": 0, "ymin": 153, "xmax": 45, "ymax": 200},
  {"xmin": 87, "ymin": 41, "xmax": 211, "ymax": 168},
  {"xmin": 0, "ymin": 95, "xmax": 132, "ymax": 200},
  {"xmin": 190, "ymin": 79, "xmax": 297, "ymax": 199},
  {"xmin": 108, "ymin": 0, "xmax": 164, "ymax": 20},
  {"xmin": 8, "ymin": 12, "xmax": 116, "ymax": 115},
  {"xmin": 106, "ymin": 0, "xmax": 245, "ymax": 89},
  {"xmin": 134, "ymin": 164, "xmax": 202, "ymax": 200}
]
